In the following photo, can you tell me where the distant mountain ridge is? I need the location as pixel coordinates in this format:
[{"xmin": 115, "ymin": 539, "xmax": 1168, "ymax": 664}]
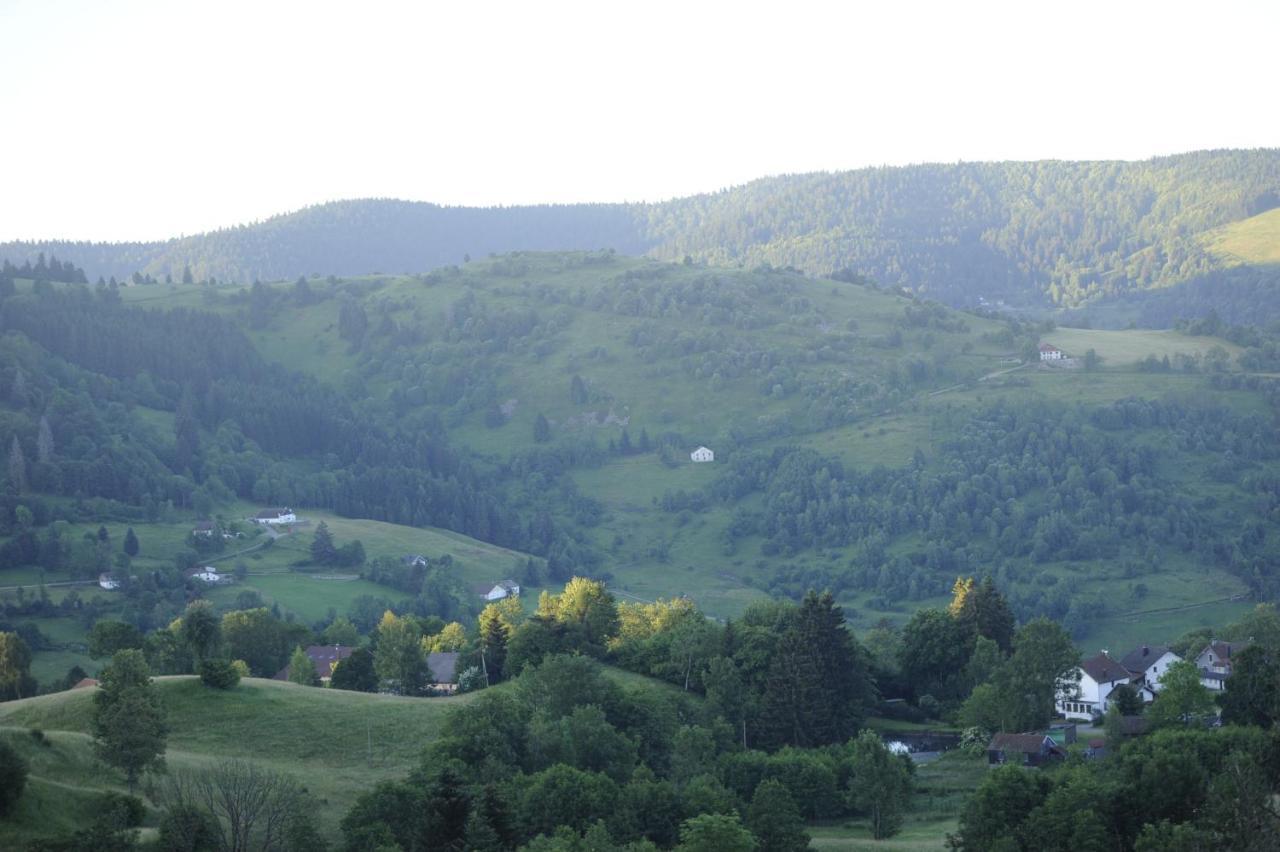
[{"xmin": 4, "ymin": 149, "xmax": 1279, "ymax": 316}]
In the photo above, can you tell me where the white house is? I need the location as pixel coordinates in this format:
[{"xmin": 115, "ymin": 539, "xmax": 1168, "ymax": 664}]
[
  {"xmin": 254, "ymin": 508, "xmax": 296, "ymax": 525},
  {"xmin": 188, "ymin": 567, "xmax": 223, "ymax": 584},
  {"xmin": 1057, "ymin": 651, "xmax": 1132, "ymax": 721},
  {"xmin": 98, "ymin": 573, "xmax": 120, "ymax": 591},
  {"xmin": 1039, "ymin": 344, "xmax": 1064, "ymax": 361},
  {"xmin": 691, "ymin": 446, "xmax": 714, "ymax": 463},
  {"xmin": 1195, "ymin": 639, "xmax": 1253, "ymax": 691},
  {"xmin": 476, "ymin": 579, "xmax": 520, "ymax": 601},
  {"xmin": 1118, "ymin": 644, "xmax": 1182, "ymax": 695}
]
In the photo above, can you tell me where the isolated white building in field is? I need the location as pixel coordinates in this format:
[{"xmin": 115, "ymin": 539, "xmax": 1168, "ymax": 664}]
[
  {"xmin": 1039, "ymin": 343, "xmax": 1065, "ymax": 361},
  {"xmin": 691, "ymin": 446, "xmax": 714, "ymax": 463}
]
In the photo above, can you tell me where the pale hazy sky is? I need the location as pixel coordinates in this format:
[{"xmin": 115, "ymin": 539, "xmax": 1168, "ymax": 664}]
[{"xmin": 2, "ymin": 0, "xmax": 1277, "ymax": 243}]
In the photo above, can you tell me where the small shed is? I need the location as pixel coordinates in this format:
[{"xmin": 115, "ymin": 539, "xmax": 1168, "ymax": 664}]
[
  {"xmin": 691, "ymin": 446, "xmax": 714, "ymax": 463},
  {"xmin": 987, "ymin": 733, "xmax": 1064, "ymax": 767}
]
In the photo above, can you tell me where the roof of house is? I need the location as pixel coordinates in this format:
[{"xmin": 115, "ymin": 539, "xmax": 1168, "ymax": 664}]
[
  {"xmin": 402, "ymin": 553, "xmax": 428, "ymax": 566},
  {"xmin": 255, "ymin": 508, "xmax": 291, "ymax": 519},
  {"xmin": 273, "ymin": 645, "xmax": 355, "ymax": 680},
  {"xmin": 72, "ymin": 677, "xmax": 99, "ymax": 689},
  {"xmin": 988, "ymin": 733, "xmax": 1052, "ymax": 754},
  {"xmin": 1200, "ymin": 639, "xmax": 1254, "ymax": 662},
  {"xmin": 193, "ymin": 520, "xmax": 214, "ymax": 531},
  {"xmin": 1039, "ymin": 343, "xmax": 1061, "ymax": 352},
  {"xmin": 1081, "ymin": 652, "xmax": 1131, "ymax": 684},
  {"xmin": 1119, "ymin": 645, "xmax": 1175, "ymax": 675},
  {"xmin": 426, "ymin": 651, "xmax": 459, "ymax": 684},
  {"xmin": 693, "ymin": 445, "xmax": 713, "ymax": 453}
]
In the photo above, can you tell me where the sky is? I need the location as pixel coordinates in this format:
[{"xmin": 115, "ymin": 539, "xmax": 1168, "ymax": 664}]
[{"xmin": 2, "ymin": 0, "xmax": 1277, "ymax": 243}]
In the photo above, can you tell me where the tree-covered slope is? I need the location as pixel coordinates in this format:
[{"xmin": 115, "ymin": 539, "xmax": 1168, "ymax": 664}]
[
  {"xmin": 1, "ymin": 253, "xmax": 1278, "ymax": 652},
  {"xmin": 4, "ymin": 150, "xmax": 1279, "ymax": 314}
]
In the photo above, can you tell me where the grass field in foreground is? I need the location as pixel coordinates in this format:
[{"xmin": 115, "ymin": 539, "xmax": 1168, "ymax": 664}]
[
  {"xmin": 0, "ymin": 665, "xmax": 686, "ymax": 844},
  {"xmin": 0, "ymin": 676, "xmax": 476, "ymax": 842}
]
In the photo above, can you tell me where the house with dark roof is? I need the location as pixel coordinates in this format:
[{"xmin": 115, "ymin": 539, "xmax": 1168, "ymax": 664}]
[
  {"xmin": 987, "ymin": 733, "xmax": 1064, "ymax": 767},
  {"xmin": 1056, "ymin": 651, "xmax": 1132, "ymax": 721},
  {"xmin": 1119, "ymin": 644, "xmax": 1182, "ymax": 695},
  {"xmin": 1196, "ymin": 639, "xmax": 1253, "ymax": 691},
  {"xmin": 192, "ymin": 520, "xmax": 215, "ymax": 538},
  {"xmin": 273, "ymin": 645, "xmax": 355, "ymax": 683}
]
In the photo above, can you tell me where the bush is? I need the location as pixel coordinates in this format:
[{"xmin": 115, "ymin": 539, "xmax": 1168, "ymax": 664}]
[
  {"xmin": 0, "ymin": 740, "xmax": 28, "ymax": 816},
  {"xmin": 99, "ymin": 791, "xmax": 146, "ymax": 827},
  {"xmin": 230, "ymin": 659, "xmax": 251, "ymax": 679},
  {"xmin": 29, "ymin": 728, "xmax": 49, "ymax": 747},
  {"xmin": 199, "ymin": 659, "xmax": 241, "ymax": 690},
  {"xmin": 157, "ymin": 803, "xmax": 220, "ymax": 851}
]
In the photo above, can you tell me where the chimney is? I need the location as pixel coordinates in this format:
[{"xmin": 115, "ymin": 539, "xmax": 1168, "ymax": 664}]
[{"xmin": 1142, "ymin": 645, "xmax": 1149, "ymax": 657}]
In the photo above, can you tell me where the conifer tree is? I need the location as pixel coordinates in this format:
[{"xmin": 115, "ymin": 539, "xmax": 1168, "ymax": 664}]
[
  {"xmin": 35, "ymin": 415, "xmax": 53, "ymax": 463},
  {"xmin": 123, "ymin": 527, "xmax": 140, "ymax": 557},
  {"xmin": 7, "ymin": 437, "xmax": 26, "ymax": 494}
]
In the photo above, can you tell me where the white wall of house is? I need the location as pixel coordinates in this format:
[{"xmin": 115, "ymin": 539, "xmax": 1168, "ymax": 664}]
[
  {"xmin": 1140, "ymin": 651, "xmax": 1182, "ymax": 693},
  {"xmin": 691, "ymin": 447, "xmax": 714, "ymax": 462},
  {"xmin": 1056, "ymin": 670, "xmax": 1129, "ymax": 721}
]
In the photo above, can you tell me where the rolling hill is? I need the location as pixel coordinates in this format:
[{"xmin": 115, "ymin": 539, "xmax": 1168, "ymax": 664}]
[
  {"xmin": 4, "ymin": 150, "xmax": 1280, "ymax": 317},
  {"xmin": 1, "ymin": 251, "xmax": 1277, "ymax": 670}
]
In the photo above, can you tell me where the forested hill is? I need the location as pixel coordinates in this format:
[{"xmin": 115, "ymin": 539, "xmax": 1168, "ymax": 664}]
[{"xmin": 4, "ymin": 150, "xmax": 1279, "ymax": 318}]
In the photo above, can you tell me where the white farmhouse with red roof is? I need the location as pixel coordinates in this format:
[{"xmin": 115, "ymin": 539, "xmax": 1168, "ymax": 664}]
[{"xmin": 1039, "ymin": 343, "xmax": 1065, "ymax": 361}]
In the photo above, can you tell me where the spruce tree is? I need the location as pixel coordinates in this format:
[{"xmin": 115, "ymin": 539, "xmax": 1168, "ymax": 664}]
[
  {"xmin": 533, "ymin": 413, "xmax": 551, "ymax": 443},
  {"xmin": 311, "ymin": 521, "xmax": 337, "ymax": 565},
  {"xmin": 123, "ymin": 527, "xmax": 139, "ymax": 557},
  {"xmin": 36, "ymin": 415, "xmax": 54, "ymax": 463},
  {"xmin": 7, "ymin": 437, "xmax": 26, "ymax": 493}
]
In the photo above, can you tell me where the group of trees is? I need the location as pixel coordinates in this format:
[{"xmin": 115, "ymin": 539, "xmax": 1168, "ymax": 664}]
[
  {"xmin": 952, "ymin": 726, "xmax": 1280, "ymax": 851},
  {"xmin": 339, "ymin": 652, "xmax": 912, "ymax": 850}
]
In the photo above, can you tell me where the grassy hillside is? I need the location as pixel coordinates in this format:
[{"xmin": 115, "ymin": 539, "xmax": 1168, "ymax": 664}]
[
  {"xmin": 2, "ymin": 506, "xmax": 535, "ymax": 685},
  {"xmin": 0, "ymin": 677, "xmax": 475, "ymax": 842},
  {"xmin": 0, "ymin": 666, "xmax": 687, "ymax": 845},
  {"xmin": 1206, "ymin": 206, "xmax": 1280, "ymax": 265}
]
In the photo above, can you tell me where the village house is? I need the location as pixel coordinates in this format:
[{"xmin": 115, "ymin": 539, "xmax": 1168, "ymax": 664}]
[
  {"xmin": 1196, "ymin": 639, "xmax": 1253, "ymax": 691},
  {"xmin": 184, "ymin": 566, "xmax": 226, "ymax": 584},
  {"xmin": 71, "ymin": 677, "xmax": 99, "ymax": 689},
  {"xmin": 1039, "ymin": 343, "xmax": 1064, "ymax": 361},
  {"xmin": 1057, "ymin": 651, "xmax": 1132, "ymax": 721},
  {"xmin": 690, "ymin": 446, "xmax": 714, "ymax": 463},
  {"xmin": 473, "ymin": 579, "xmax": 520, "ymax": 602},
  {"xmin": 253, "ymin": 507, "xmax": 296, "ymax": 526},
  {"xmin": 98, "ymin": 573, "xmax": 120, "ymax": 591},
  {"xmin": 402, "ymin": 554, "xmax": 429, "ymax": 568},
  {"xmin": 192, "ymin": 520, "xmax": 215, "ymax": 538},
  {"xmin": 273, "ymin": 645, "xmax": 354, "ymax": 683},
  {"xmin": 1119, "ymin": 644, "xmax": 1182, "ymax": 694},
  {"xmin": 987, "ymin": 733, "xmax": 1065, "ymax": 768}
]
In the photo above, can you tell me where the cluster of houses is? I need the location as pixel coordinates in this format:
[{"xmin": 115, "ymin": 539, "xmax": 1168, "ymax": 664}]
[
  {"xmin": 987, "ymin": 639, "xmax": 1252, "ymax": 767},
  {"xmin": 273, "ymin": 644, "xmax": 460, "ymax": 693},
  {"xmin": 1057, "ymin": 639, "xmax": 1251, "ymax": 722}
]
